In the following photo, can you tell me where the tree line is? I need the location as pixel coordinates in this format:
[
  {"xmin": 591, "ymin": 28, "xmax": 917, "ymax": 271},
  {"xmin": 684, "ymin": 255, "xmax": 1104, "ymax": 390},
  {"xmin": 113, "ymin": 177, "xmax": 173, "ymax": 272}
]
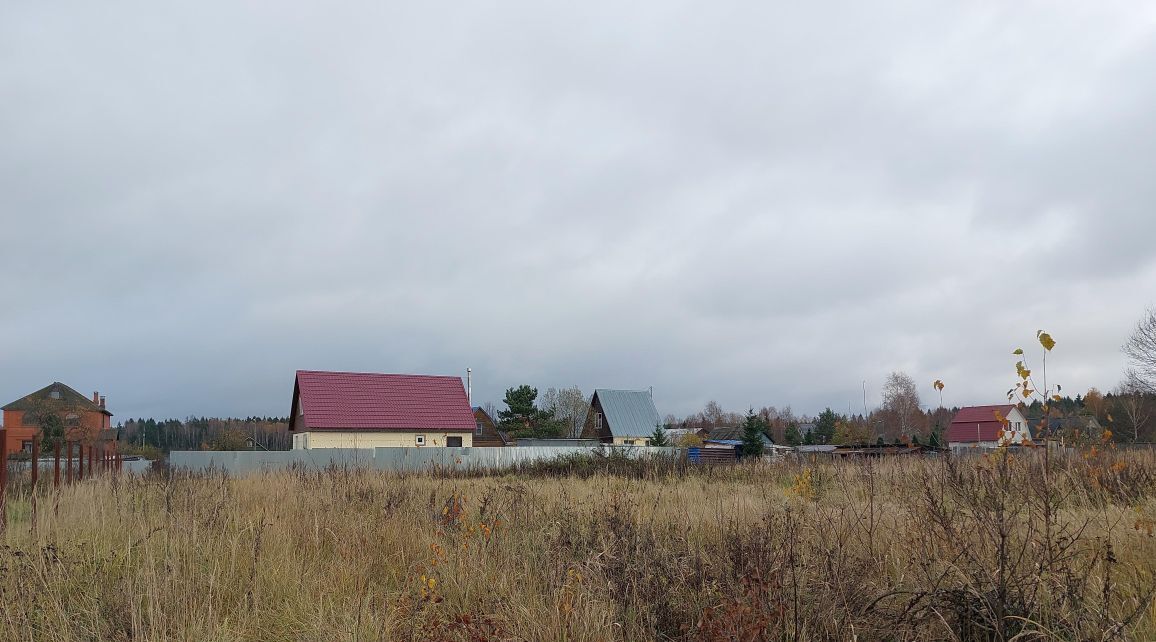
[{"xmin": 118, "ymin": 417, "xmax": 291, "ymax": 454}]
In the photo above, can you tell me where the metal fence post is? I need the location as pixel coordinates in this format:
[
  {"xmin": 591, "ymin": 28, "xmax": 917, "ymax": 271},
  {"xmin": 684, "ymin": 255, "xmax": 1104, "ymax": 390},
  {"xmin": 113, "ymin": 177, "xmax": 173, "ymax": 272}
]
[
  {"xmin": 31, "ymin": 436, "xmax": 39, "ymax": 489},
  {"xmin": 0, "ymin": 429, "xmax": 7, "ymax": 532}
]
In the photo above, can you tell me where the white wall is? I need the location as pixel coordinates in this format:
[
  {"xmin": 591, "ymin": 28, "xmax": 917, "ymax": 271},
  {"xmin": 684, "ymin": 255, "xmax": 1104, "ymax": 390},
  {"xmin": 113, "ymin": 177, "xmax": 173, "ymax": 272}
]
[
  {"xmin": 1002, "ymin": 407, "xmax": 1031, "ymax": 444},
  {"xmin": 294, "ymin": 431, "xmax": 473, "ymax": 450}
]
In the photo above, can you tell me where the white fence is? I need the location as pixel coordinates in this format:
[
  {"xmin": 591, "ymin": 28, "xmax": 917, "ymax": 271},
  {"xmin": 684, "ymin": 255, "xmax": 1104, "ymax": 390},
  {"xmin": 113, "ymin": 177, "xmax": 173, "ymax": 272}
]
[{"xmin": 169, "ymin": 446, "xmax": 683, "ymax": 475}]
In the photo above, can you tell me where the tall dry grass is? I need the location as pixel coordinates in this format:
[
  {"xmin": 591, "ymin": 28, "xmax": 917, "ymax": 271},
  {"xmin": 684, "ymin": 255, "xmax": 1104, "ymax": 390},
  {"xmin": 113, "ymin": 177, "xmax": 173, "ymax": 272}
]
[{"xmin": 1, "ymin": 450, "xmax": 1154, "ymax": 641}]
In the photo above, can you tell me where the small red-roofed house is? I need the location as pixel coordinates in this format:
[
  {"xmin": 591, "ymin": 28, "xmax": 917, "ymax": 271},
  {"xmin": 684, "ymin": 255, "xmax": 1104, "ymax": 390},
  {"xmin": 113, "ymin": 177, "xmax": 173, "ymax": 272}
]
[
  {"xmin": 946, "ymin": 404, "xmax": 1032, "ymax": 450},
  {"xmin": 288, "ymin": 370, "xmax": 476, "ymax": 449}
]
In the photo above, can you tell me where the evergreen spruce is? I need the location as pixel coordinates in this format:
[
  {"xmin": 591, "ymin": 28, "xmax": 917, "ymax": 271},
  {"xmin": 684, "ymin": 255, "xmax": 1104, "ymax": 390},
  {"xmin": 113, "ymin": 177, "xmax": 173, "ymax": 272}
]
[
  {"xmin": 648, "ymin": 423, "xmax": 669, "ymax": 447},
  {"xmin": 741, "ymin": 409, "xmax": 767, "ymax": 458}
]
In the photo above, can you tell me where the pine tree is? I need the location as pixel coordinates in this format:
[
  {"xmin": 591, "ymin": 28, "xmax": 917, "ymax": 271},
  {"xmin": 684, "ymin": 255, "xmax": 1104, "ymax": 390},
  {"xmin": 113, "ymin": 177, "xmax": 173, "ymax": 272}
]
[{"xmin": 498, "ymin": 385, "xmax": 562, "ymax": 438}]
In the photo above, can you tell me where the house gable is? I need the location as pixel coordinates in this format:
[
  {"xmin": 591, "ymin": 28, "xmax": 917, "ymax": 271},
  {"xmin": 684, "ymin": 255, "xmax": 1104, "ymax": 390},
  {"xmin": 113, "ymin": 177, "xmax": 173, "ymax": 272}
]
[
  {"xmin": 471, "ymin": 407, "xmax": 508, "ymax": 446},
  {"xmin": 581, "ymin": 392, "xmax": 615, "ymax": 441}
]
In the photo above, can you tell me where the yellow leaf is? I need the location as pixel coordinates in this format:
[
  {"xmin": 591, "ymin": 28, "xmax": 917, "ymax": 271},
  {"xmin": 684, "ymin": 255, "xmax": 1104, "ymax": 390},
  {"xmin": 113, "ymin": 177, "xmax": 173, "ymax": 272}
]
[
  {"xmin": 1013, "ymin": 348, "xmax": 1023, "ymax": 355},
  {"xmin": 1037, "ymin": 330, "xmax": 1056, "ymax": 351},
  {"xmin": 1016, "ymin": 361, "xmax": 1032, "ymax": 380}
]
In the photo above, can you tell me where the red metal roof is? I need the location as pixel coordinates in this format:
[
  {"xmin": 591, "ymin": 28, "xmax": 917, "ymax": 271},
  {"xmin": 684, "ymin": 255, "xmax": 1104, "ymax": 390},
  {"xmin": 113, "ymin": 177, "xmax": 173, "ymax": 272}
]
[
  {"xmin": 947, "ymin": 404, "xmax": 1017, "ymax": 442},
  {"xmin": 295, "ymin": 370, "xmax": 475, "ymax": 431}
]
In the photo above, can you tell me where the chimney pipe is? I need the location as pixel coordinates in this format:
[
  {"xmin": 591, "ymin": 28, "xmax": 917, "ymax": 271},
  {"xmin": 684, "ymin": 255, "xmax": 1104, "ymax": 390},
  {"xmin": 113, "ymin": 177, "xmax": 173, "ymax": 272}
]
[
  {"xmin": 467, "ymin": 368, "xmax": 472, "ymax": 405},
  {"xmin": 93, "ymin": 391, "xmax": 99, "ymax": 404},
  {"xmin": 99, "ymin": 396, "xmax": 106, "ymax": 409}
]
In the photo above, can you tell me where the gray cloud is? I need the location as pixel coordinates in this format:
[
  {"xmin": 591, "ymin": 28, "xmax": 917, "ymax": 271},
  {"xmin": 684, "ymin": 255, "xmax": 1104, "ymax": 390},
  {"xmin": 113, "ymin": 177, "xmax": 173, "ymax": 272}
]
[{"xmin": 2, "ymin": 1, "xmax": 1154, "ymax": 421}]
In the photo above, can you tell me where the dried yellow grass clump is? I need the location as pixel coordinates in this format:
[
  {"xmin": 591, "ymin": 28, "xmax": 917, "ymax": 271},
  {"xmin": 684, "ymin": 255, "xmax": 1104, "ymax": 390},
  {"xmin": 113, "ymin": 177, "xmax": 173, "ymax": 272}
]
[{"xmin": 1, "ymin": 450, "xmax": 1155, "ymax": 641}]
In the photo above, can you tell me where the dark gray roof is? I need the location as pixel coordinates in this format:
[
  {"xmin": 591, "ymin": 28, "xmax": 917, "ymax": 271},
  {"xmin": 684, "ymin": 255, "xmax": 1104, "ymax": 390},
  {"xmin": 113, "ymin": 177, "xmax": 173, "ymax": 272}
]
[
  {"xmin": 594, "ymin": 389, "xmax": 660, "ymax": 438},
  {"xmin": 2, "ymin": 382, "xmax": 112, "ymax": 416},
  {"xmin": 707, "ymin": 425, "xmax": 773, "ymax": 444},
  {"xmin": 1039, "ymin": 415, "xmax": 1103, "ymax": 436}
]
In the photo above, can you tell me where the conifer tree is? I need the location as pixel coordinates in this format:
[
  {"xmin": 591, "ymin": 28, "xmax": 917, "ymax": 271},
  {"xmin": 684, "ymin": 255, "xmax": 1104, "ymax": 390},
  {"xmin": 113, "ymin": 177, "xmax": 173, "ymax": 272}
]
[
  {"xmin": 741, "ymin": 409, "xmax": 767, "ymax": 457},
  {"xmin": 648, "ymin": 423, "xmax": 669, "ymax": 447}
]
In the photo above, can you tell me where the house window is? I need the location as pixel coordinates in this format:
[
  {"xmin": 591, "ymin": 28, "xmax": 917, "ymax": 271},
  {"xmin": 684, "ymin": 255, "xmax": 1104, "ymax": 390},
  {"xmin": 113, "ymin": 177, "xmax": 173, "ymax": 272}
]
[
  {"xmin": 65, "ymin": 413, "xmax": 80, "ymax": 427},
  {"xmin": 49, "ymin": 391, "xmax": 61, "ymax": 400},
  {"xmin": 21, "ymin": 441, "xmax": 33, "ymax": 454},
  {"xmin": 596, "ymin": 413, "xmax": 603, "ymax": 430},
  {"xmin": 475, "ymin": 421, "xmax": 484, "ymax": 435},
  {"xmin": 415, "ymin": 435, "xmax": 426, "ymax": 446}
]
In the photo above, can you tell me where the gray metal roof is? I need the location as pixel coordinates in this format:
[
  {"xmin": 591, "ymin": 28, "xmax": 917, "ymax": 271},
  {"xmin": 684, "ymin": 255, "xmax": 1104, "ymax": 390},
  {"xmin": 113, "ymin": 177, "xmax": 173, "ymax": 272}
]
[{"xmin": 594, "ymin": 389, "xmax": 660, "ymax": 438}]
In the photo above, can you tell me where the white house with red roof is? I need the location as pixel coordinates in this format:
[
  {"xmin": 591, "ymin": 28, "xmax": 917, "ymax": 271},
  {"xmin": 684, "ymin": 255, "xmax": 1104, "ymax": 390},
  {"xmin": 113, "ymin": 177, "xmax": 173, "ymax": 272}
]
[
  {"xmin": 288, "ymin": 370, "xmax": 477, "ymax": 449},
  {"xmin": 946, "ymin": 404, "xmax": 1032, "ymax": 450}
]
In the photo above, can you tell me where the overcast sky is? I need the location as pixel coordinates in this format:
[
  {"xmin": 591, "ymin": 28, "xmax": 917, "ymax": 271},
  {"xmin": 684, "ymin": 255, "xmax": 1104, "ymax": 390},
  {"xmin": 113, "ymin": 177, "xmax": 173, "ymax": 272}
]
[{"xmin": 2, "ymin": 1, "xmax": 1155, "ymax": 422}]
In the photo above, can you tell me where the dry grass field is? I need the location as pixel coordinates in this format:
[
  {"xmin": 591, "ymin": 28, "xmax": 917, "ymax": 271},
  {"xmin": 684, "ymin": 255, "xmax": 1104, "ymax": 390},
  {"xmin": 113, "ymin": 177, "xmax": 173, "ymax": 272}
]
[{"xmin": 1, "ymin": 450, "xmax": 1155, "ymax": 641}]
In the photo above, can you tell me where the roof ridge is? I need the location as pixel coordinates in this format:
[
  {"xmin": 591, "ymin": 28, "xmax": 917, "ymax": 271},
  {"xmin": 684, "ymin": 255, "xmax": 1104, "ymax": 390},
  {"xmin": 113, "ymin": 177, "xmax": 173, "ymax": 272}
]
[{"xmin": 297, "ymin": 369, "xmax": 462, "ymax": 379}]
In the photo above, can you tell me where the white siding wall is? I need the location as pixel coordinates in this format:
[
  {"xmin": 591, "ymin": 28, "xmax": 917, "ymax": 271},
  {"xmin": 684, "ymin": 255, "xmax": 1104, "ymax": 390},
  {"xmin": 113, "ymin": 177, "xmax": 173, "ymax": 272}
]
[
  {"xmin": 1002, "ymin": 407, "xmax": 1031, "ymax": 444},
  {"xmin": 295, "ymin": 431, "xmax": 473, "ymax": 450}
]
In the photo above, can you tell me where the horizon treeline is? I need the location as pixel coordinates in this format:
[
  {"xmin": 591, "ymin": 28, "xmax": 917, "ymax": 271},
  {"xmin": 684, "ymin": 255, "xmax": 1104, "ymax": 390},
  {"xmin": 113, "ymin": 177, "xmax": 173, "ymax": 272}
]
[{"xmin": 118, "ymin": 416, "xmax": 290, "ymax": 453}]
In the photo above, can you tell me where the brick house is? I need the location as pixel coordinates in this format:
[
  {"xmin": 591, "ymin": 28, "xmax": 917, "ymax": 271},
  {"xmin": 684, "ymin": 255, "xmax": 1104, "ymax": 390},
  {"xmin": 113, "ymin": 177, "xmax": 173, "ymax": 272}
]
[
  {"xmin": 1, "ymin": 382, "xmax": 114, "ymax": 454},
  {"xmin": 288, "ymin": 370, "xmax": 476, "ymax": 449}
]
